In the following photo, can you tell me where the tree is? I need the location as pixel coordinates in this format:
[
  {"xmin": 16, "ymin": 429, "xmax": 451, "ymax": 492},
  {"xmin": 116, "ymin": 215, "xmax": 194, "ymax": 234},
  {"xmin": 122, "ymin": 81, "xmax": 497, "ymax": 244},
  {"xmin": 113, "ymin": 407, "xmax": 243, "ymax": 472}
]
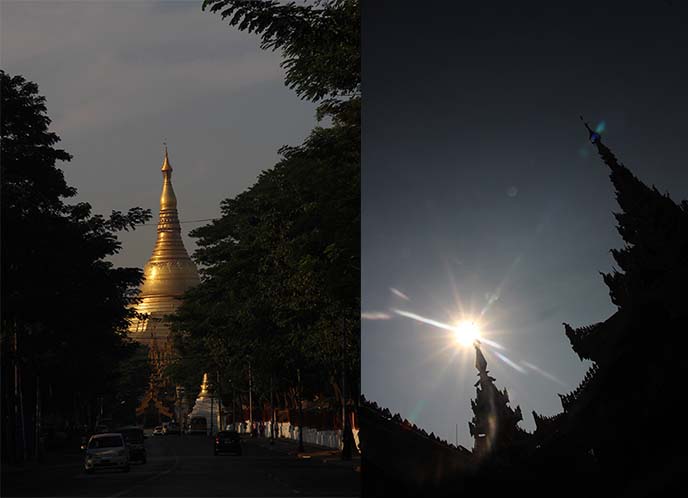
[
  {"xmin": 202, "ymin": 0, "xmax": 360, "ymax": 104},
  {"xmin": 170, "ymin": 118, "xmax": 360, "ymax": 421},
  {"xmin": 1, "ymin": 71, "xmax": 151, "ymax": 462},
  {"xmin": 170, "ymin": 0, "xmax": 359, "ymax": 454},
  {"xmin": 110, "ymin": 342, "xmax": 151, "ymax": 426}
]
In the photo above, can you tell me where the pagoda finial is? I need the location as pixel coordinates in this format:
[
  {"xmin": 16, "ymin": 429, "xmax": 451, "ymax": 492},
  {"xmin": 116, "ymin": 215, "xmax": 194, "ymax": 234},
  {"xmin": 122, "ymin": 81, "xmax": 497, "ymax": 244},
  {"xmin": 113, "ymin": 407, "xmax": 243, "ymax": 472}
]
[
  {"xmin": 199, "ymin": 373, "xmax": 210, "ymax": 398},
  {"xmin": 580, "ymin": 115, "xmax": 602, "ymax": 144},
  {"xmin": 474, "ymin": 341, "xmax": 488, "ymax": 373},
  {"xmin": 162, "ymin": 141, "xmax": 172, "ymax": 172},
  {"xmin": 469, "ymin": 340, "xmax": 526, "ymax": 458},
  {"xmin": 159, "ymin": 144, "xmax": 177, "ymax": 211}
]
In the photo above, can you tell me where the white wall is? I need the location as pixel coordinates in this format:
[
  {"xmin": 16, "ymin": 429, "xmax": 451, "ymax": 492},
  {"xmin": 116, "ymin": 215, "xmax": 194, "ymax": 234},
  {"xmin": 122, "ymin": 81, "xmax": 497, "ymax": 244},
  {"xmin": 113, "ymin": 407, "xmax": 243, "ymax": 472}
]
[{"xmin": 229, "ymin": 421, "xmax": 360, "ymax": 451}]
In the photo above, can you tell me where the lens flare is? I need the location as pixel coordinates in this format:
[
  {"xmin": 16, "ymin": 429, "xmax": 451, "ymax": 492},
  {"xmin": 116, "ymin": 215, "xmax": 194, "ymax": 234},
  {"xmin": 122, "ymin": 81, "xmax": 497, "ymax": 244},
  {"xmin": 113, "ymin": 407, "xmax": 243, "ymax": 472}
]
[
  {"xmin": 493, "ymin": 351, "xmax": 526, "ymax": 373},
  {"xmin": 390, "ymin": 288, "xmax": 410, "ymax": 301},
  {"xmin": 388, "ymin": 303, "xmax": 564, "ymax": 386},
  {"xmin": 361, "ymin": 311, "xmax": 392, "ymax": 320},
  {"xmin": 453, "ymin": 320, "xmax": 480, "ymax": 347},
  {"xmin": 392, "ymin": 309, "xmax": 455, "ymax": 331}
]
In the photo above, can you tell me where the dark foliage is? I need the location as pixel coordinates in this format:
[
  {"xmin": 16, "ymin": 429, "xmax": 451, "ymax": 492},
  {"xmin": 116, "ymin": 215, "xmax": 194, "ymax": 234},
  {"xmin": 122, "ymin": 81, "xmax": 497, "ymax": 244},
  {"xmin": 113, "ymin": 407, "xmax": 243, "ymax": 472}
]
[
  {"xmin": 1, "ymin": 71, "xmax": 152, "ymax": 462},
  {"xmin": 169, "ymin": 0, "xmax": 359, "ymax": 425},
  {"xmin": 202, "ymin": 0, "xmax": 360, "ymax": 104}
]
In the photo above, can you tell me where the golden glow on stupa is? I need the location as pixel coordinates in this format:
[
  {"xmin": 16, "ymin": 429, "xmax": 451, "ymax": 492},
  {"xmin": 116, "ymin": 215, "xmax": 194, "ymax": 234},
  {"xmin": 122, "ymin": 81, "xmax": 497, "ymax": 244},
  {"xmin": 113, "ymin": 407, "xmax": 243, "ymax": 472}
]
[
  {"xmin": 130, "ymin": 146, "xmax": 200, "ymax": 343},
  {"xmin": 131, "ymin": 146, "xmax": 200, "ymax": 424},
  {"xmin": 199, "ymin": 373, "xmax": 210, "ymax": 399}
]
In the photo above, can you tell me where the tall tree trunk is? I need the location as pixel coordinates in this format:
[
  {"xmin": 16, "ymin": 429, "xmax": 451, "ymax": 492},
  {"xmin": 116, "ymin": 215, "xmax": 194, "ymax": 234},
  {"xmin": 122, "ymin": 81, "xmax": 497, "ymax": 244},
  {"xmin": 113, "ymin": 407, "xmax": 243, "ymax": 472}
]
[
  {"xmin": 216, "ymin": 371, "xmax": 222, "ymax": 431},
  {"xmin": 248, "ymin": 362, "xmax": 253, "ymax": 431},
  {"xmin": 35, "ymin": 376, "xmax": 42, "ymax": 462},
  {"xmin": 17, "ymin": 360, "xmax": 27, "ymax": 463},
  {"xmin": 341, "ymin": 367, "xmax": 352, "ymax": 460},
  {"xmin": 232, "ymin": 382, "xmax": 236, "ymax": 426}
]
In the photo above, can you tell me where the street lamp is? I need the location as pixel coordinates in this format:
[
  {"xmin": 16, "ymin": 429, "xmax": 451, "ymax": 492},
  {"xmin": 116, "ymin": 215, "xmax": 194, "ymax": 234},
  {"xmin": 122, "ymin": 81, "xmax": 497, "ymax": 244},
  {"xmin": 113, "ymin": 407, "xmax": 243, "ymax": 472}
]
[
  {"xmin": 175, "ymin": 386, "xmax": 185, "ymax": 434},
  {"xmin": 297, "ymin": 368, "xmax": 304, "ymax": 453}
]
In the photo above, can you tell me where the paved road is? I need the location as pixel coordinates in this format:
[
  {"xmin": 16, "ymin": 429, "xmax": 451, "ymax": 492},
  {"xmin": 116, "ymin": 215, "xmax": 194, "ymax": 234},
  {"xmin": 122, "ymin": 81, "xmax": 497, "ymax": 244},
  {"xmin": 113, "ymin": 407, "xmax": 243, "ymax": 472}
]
[{"xmin": 2, "ymin": 435, "xmax": 360, "ymax": 497}]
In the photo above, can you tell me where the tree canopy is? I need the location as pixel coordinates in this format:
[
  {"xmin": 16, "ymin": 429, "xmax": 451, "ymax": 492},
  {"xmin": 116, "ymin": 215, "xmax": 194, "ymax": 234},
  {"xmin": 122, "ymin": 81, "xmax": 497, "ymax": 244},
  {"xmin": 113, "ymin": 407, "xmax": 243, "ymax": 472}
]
[
  {"xmin": 1, "ymin": 71, "xmax": 152, "ymax": 459},
  {"xmin": 169, "ymin": 0, "xmax": 359, "ymax": 411},
  {"xmin": 171, "ymin": 120, "xmax": 359, "ymax": 395},
  {"xmin": 203, "ymin": 0, "xmax": 360, "ymax": 104}
]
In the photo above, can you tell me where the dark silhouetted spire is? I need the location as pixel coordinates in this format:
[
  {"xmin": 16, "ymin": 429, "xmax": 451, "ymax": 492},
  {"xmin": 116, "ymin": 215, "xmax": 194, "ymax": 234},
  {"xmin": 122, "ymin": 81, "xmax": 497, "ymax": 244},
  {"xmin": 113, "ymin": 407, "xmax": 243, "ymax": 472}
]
[
  {"xmin": 469, "ymin": 342, "xmax": 525, "ymax": 460},
  {"xmin": 580, "ymin": 117, "xmax": 688, "ymax": 311}
]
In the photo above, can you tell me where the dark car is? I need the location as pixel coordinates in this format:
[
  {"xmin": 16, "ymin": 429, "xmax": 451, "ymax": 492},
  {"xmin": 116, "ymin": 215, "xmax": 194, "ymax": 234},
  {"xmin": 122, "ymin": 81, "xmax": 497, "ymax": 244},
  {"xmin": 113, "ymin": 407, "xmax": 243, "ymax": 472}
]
[
  {"xmin": 164, "ymin": 423, "xmax": 181, "ymax": 435},
  {"xmin": 188, "ymin": 417, "xmax": 207, "ymax": 435},
  {"xmin": 214, "ymin": 431, "xmax": 242, "ymax": 456},
  {"xmin": 114, "ymin": 426, "xmax": 147, "ymax": 463}
]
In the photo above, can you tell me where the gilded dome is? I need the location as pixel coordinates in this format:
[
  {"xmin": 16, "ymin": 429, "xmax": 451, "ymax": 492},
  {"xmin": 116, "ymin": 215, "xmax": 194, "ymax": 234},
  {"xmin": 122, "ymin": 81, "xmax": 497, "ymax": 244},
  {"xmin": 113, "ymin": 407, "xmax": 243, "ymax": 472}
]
[{"xmin": 130, "ymin": 147, "xmax": 200, "ymax": 340}]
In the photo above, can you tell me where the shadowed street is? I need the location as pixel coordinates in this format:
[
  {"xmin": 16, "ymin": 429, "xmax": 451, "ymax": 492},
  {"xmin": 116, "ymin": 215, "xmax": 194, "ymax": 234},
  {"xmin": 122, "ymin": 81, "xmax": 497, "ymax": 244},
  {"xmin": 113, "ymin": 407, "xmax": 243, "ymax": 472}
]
[{"xmin": 2, "ymin": 435, "xmax": 359, "ymax": 497}]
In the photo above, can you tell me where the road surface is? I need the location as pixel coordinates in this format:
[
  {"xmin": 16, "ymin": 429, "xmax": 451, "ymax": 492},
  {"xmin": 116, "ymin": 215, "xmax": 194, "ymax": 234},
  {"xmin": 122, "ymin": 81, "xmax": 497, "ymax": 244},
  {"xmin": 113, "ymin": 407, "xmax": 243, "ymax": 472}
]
[{"xmin": 2, "ymin": 434, "xmax": 360, "ymax": 497}]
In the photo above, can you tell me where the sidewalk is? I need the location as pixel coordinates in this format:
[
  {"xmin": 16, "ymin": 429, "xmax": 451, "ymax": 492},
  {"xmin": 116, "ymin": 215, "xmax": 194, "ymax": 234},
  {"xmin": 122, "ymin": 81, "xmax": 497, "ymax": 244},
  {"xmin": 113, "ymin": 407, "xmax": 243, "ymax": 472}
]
[{"xmin": 248, "ymin": 436, "xmax": 361, "ymax": 470}]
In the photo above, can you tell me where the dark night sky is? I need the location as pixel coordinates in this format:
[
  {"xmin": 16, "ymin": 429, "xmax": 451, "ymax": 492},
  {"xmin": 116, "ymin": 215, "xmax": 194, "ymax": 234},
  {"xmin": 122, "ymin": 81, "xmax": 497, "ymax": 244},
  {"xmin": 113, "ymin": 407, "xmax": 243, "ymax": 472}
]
[{"xmin": 362, "ymin": 1, "xmax": 688, "ymax": 447}]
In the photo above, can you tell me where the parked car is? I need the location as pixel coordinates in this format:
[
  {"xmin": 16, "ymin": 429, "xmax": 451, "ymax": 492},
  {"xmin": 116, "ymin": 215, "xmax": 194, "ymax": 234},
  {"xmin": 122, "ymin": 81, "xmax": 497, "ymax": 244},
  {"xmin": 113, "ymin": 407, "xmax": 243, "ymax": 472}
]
[
  {"xmin": 188, "ymin": 416, "xmax": 207, "ymax": 435},
  {"xmin": 115, "ymin": 426, "xmax": 146, "ymax": 463},
  {"xmin": 84, "ymin": 433, "xmax": 129, "ymax": 473},
  {"xmin": 214, "ymin": 431, "xmax": 242, "ymax": 456},
  {"xmin": 153, "ymin": 426, "xmax": 164, "ymax": 436}
]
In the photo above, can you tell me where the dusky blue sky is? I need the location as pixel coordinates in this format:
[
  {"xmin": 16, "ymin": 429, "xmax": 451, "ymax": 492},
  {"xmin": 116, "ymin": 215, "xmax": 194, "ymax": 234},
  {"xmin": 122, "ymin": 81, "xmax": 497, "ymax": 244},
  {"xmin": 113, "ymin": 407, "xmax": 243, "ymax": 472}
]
[
  {"xmin": 362, "ymin": 1, "xmax": 688, "ymax": 448},
  {"xmin": 1, "ymin": 0, "xmax": 317, "ymax": 269}
]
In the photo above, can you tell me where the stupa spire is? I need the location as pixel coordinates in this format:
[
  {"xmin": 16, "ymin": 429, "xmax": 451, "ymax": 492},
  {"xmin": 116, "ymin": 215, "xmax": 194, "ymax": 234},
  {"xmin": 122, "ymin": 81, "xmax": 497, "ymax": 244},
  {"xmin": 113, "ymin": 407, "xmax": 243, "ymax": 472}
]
[
  {"xmin": 199, "ymin": 373, "xmax": 210, "ymax": 398},
  {"xmin": 159, "ymin": 145, "xmax": 177, "ymax": 213},
  {"xmin": 128, "ymin": 145, "xmax": 201, "ymax": 426},
  {"xmin": 580, "ymin": 118, "xmax": 686, "ymax": 310},
  {"xmin": 130, "ymin": 146, "xmax": 199, "ymax": 323},
  {"xmin": 469, "ymin": 342, "xmax": 525, "ymax": 459},
  {"xmin": 162, "ymin": 144, "xmax": 172, "ymax": 172},
  {"xmin": 145, "ymin": 146, "xmax": 189, "ymax": 275}
]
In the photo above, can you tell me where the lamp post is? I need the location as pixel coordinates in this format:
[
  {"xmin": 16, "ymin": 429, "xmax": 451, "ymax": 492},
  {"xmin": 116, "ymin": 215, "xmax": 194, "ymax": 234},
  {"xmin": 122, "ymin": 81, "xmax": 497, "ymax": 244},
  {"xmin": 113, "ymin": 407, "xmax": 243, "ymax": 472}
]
[
  {"xmin": 297, "ymin": 368, "xmax": 304, "ymax": 453},
  {"xmin": 231, "ymin": 379, "xmax": 235, "ymax": 430},
  {"xmin": 175, "ymin": 386, "xmax": 180, "ymax": 425},
  {"xmin": 341, "ymin": 322, "xmax": 352, "ymax": 460},
  {"xmin": 216, "ymin": 371, "xmax": 222, "ymax": 433},
  {"xmin": 270, "ymin": 375, "xmax": 275, "ymax": 445},
  {"xmin": 210, "ymin": 389, "xmax": 214, "ymax": 437},
  {"xmin": 175, "ymin": 386, "xmax": 185, "ymax": 435},
  {"xmin": 248, "ymin": 362, "xmax": 253, "ymax": 435}
]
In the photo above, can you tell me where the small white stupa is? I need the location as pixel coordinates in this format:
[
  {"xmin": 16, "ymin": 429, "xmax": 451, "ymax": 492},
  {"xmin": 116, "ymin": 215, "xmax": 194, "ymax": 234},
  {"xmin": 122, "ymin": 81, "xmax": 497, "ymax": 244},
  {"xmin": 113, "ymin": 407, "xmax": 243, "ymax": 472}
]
[{"xmin": 188, "ymin": 373, "xmax": 223, "ymax": 435}]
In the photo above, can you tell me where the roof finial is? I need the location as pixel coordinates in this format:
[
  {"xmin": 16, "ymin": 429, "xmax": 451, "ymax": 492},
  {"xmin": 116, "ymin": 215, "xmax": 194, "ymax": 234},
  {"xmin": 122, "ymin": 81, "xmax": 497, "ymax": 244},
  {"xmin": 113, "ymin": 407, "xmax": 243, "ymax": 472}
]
[
  {"xmin": 580, "ymin": 115, "xmax": 601, "ymax": 144},
  {"xmin": 161, "ymin": 141, "xmax": 172, "ymax": 172},
  {"xmin": 474, "ymin": 341, "xmax": 488, "ymax": 372}
]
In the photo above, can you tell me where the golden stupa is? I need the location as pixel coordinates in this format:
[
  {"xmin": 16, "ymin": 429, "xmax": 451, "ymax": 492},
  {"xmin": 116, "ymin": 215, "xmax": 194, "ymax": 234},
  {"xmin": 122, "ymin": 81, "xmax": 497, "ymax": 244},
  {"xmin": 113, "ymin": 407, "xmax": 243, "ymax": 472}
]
[
  {"xmin": 130, "ymin": 147, "xmax": 200, "ymax": 344},
  {"xmin": 130, "ymin": 147, "xmax": 200, "ymax": 424}
]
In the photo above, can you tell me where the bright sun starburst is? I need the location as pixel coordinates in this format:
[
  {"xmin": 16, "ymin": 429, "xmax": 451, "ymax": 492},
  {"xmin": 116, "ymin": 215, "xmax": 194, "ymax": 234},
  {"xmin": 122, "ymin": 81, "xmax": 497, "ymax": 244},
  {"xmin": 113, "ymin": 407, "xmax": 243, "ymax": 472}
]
[
  {"xmin": 382, "ymin": 291, "xmax": 566, "ymax": 385},
  {"xmin": 453, "ymin": 320, "xmax": 481, "ymax": 347}
]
